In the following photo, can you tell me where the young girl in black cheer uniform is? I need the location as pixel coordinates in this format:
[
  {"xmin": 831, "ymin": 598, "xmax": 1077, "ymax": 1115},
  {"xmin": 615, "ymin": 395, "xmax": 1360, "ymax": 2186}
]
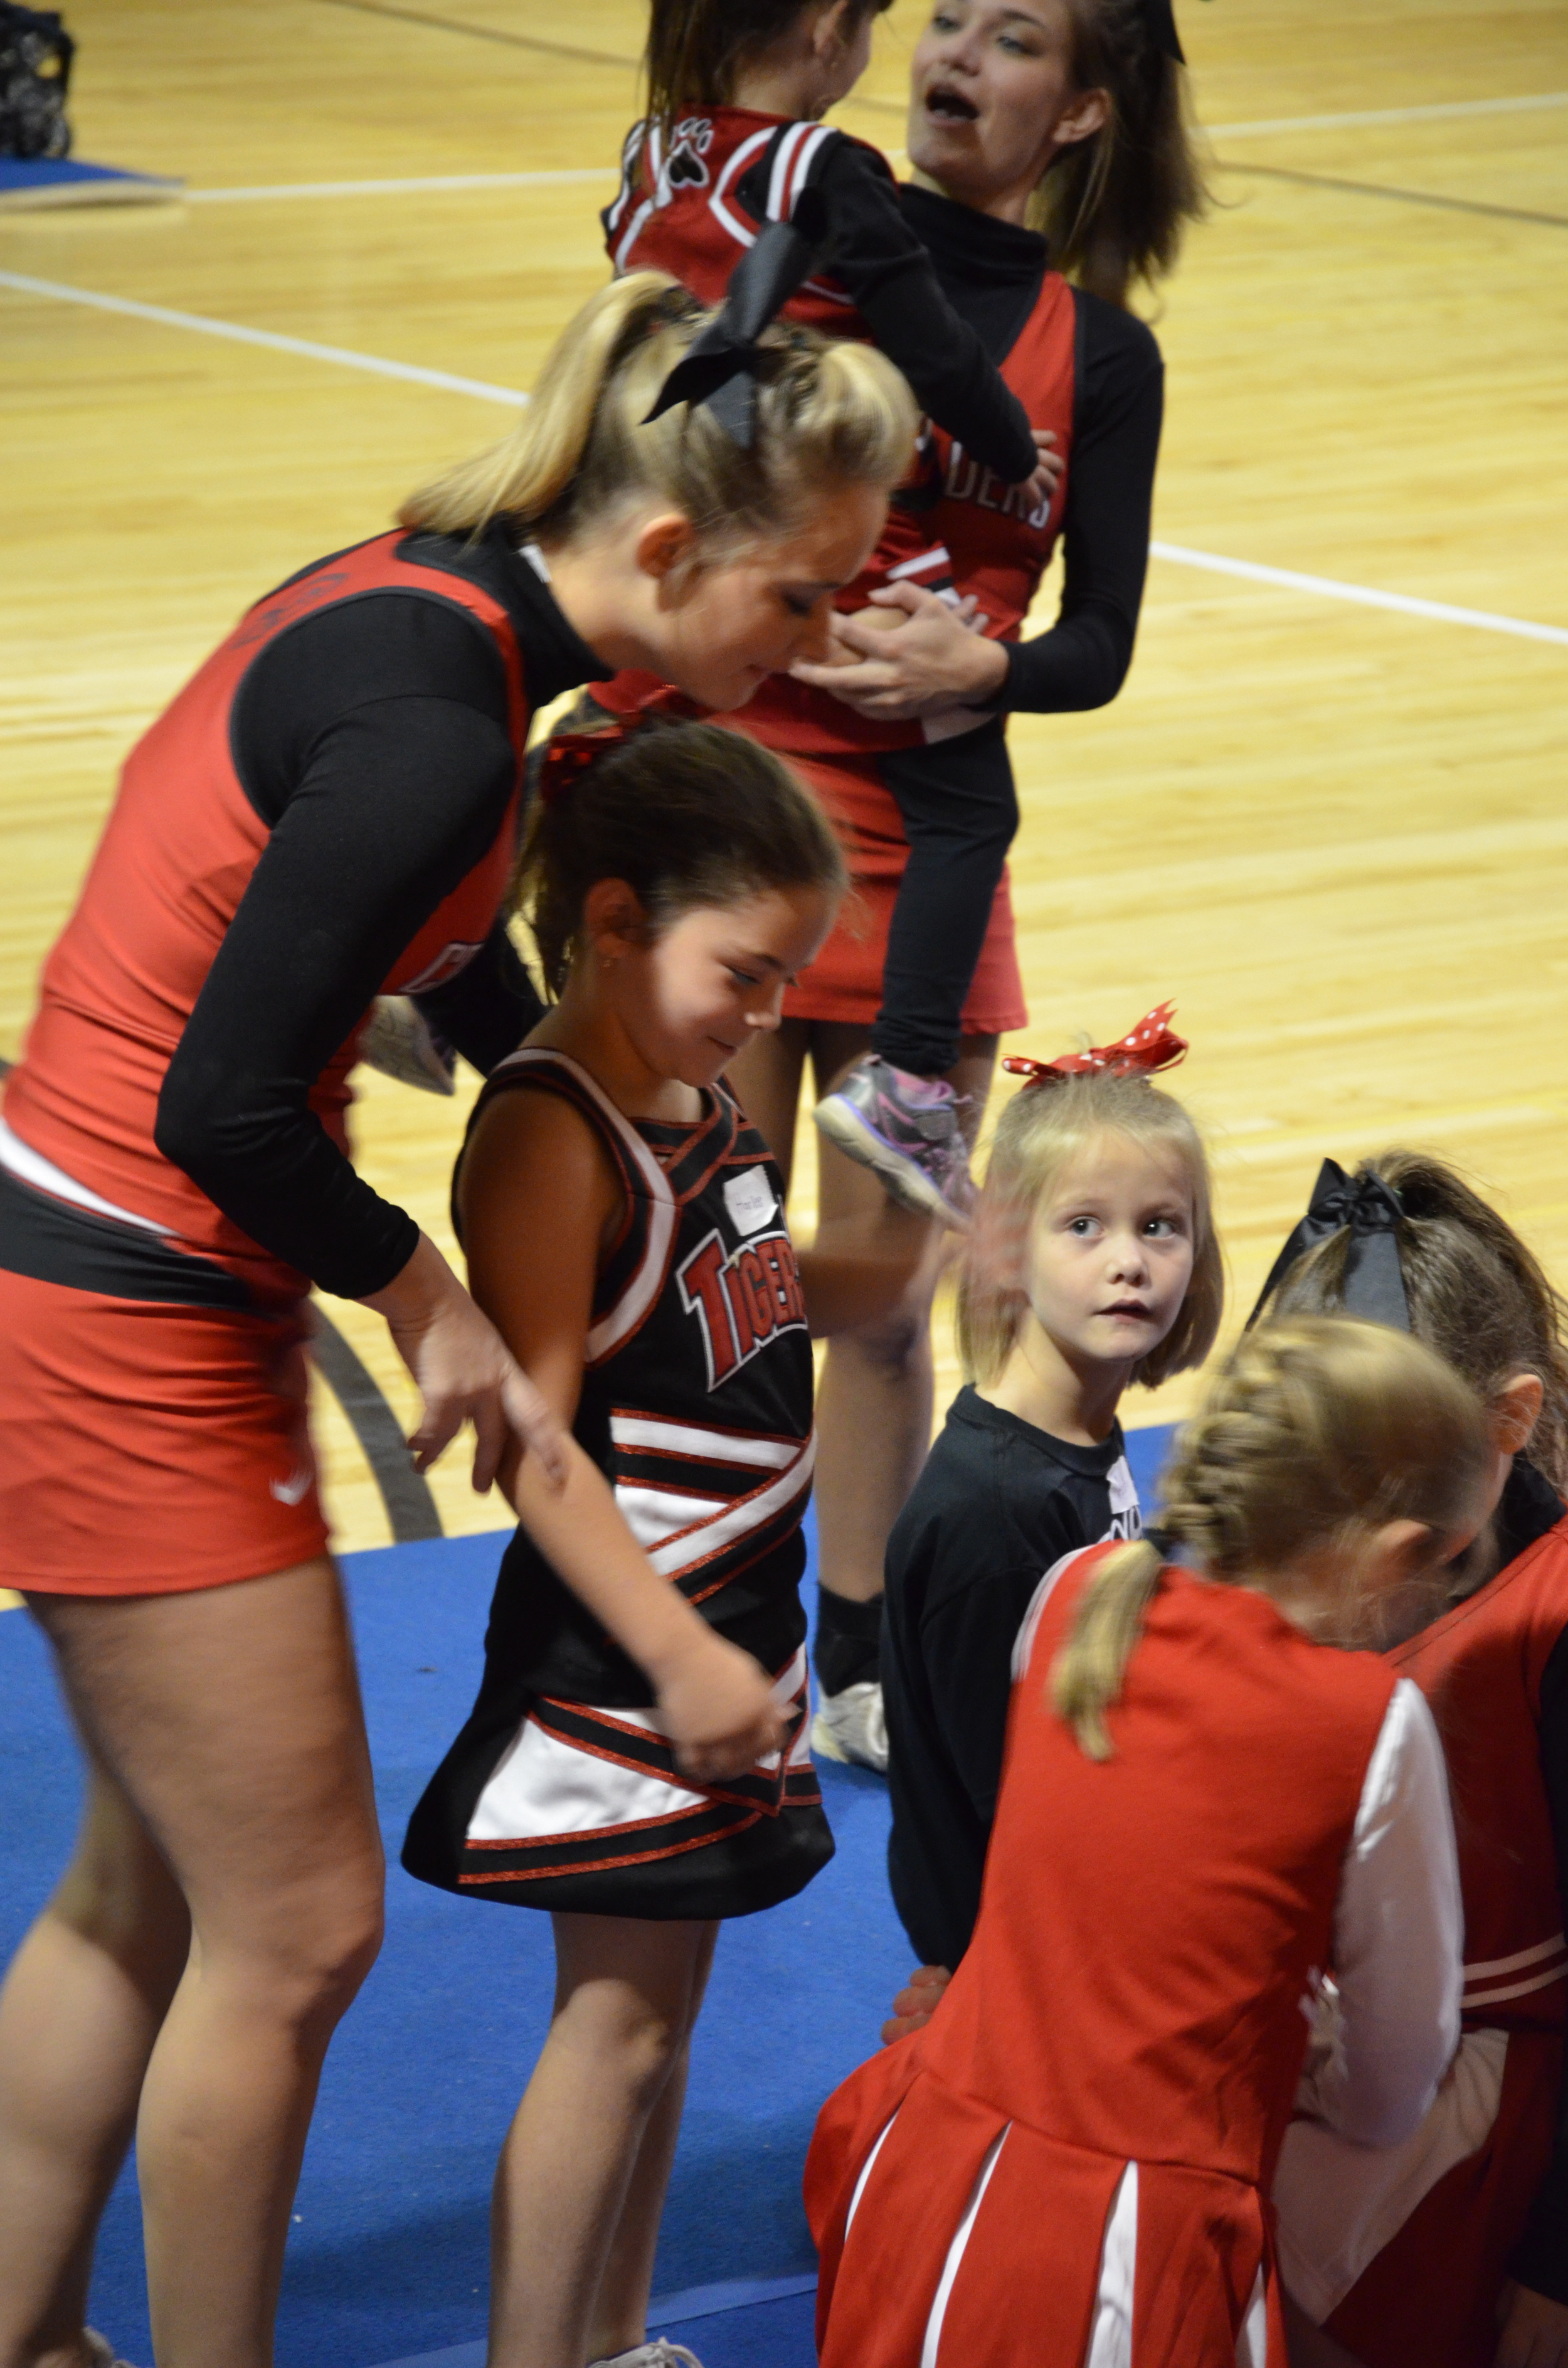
[{"xmin": 404, "ymin": 719, "xmax": 924, "ymax": 2368}]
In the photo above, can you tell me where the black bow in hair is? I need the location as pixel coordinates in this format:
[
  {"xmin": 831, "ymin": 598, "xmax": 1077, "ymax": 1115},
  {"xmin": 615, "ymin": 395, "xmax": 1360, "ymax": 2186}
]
[
  {"xmin": 1246, "ymin": 1159, "xmax": 1410, "ymax": 1332},
  {"xmin": 642, "ymin": 196, "xmax": 829, "ymax": 449}
]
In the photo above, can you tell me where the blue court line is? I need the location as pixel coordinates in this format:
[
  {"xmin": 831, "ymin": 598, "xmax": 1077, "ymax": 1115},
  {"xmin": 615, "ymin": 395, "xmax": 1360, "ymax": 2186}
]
[{"xmin": 369, "ymin": 2273, "xmax": 818, "ymax": 2368}]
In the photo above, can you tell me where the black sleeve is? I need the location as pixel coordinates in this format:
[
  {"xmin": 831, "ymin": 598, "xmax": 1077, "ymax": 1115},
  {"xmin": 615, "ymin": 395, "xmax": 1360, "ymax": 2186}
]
[
  {"xmin": 795, "ymin": 138, "xmax": 1038, "ymax": 484},
  {"xmin": 412, "ymin": 916, "xmax": 543, "ymax": 1076},
  {"xmin": 1507, "ymin": 1625, "xmax": 1568, "ymax": 2304},
  {"xmin": 997, "ymin": 294, "xmax": 1163, "ymax": 714},
  {"xmin": 156, "ymin": 686, "xmax": 518, "ymax": 1299},
  {"xmin": 921, "ymin": 1549, "xmax": 1072, "ymax": 1827}
]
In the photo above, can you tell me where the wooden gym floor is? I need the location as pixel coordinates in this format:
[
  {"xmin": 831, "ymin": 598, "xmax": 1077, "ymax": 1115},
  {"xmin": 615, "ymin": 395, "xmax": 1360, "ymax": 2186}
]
[{"xmin": 2, "ymin": 1, "xmax": 1565, "ymax": 1554}]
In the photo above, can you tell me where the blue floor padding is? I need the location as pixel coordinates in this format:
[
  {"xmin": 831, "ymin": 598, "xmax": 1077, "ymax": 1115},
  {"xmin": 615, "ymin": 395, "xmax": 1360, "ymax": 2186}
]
[
  {"xmin": 0, "ymin": 1423, "xmax": 1175, "ymax": 2367},
  {"xmin": 0, "ymin": 158, "xmax": 183, "ymax": 207}
]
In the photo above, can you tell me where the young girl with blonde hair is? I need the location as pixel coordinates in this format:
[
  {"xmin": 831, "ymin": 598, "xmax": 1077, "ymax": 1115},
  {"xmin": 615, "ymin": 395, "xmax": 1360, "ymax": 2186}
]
[
  {"xmin": 808, "ymin": 1315, "xmax": 1487, "ymax": 2368},
  {"xmin": 0, "ymin": 263, "xmax": 913, "ymax": 2362},
  {"xmin": 403, "ymin": 714, "xmax": 926, "ymax": 2368},
  {"xmin": 882, "ymin": 1005, "xmax": 1221, "ymax": 1979},
  {"xmin": 1259, "ymin": 1154, "xmax": 1568, "ymax": 2368}
]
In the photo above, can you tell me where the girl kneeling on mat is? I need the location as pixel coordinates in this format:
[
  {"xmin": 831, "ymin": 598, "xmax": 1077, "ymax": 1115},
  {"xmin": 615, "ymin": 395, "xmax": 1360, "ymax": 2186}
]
[
  {"xmin": 403, "ymin": 717, "xmax": 924, "ymax": 2368},
  {"xmin": 807, "ymin": 1317, "xmax": 1486, "ymax": 2368},
  {"xmin": 1260, "ymin": 1155, "xmax": 1568, "ymax": 2368}
]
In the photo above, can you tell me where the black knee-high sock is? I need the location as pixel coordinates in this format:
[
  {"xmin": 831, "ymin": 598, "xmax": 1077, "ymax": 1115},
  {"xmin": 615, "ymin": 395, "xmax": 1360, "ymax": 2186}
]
[{"xmin": 813, "ymin": 1586, "xmax": 883, "ymax": 1696}]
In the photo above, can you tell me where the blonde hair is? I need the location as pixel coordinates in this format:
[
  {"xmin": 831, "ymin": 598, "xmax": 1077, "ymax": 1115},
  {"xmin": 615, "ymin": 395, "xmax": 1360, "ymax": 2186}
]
[
  {"xmin": 957, "ymin": 1068, "xmax": 1221, "ymax": 1391},
  {"xmin": 400, "ymin": 270, "xmax": 916, "ymax": 550},
  {"xmin": 1052, "ymin": 1315, "xmax": 1491, "ymax": 1758}
]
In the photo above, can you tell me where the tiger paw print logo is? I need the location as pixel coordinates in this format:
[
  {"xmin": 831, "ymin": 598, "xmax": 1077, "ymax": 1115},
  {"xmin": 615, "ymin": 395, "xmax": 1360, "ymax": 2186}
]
[{"xmin": 664, "ymin": 116, "xmax": 713, "ymax": 191}]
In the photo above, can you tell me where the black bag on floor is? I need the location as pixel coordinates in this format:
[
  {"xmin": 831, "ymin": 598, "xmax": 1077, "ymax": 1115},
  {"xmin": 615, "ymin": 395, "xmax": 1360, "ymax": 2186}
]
[{"xmin": 0, "ymin": 4, "xmax": 73, "ymax": 159}]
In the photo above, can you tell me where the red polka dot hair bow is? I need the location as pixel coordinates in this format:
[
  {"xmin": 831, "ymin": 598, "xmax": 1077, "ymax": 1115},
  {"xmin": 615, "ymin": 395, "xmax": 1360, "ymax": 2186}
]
[
  {"xmin": 536, "ymin": 686, "xmax": 707, "ymax": 806},
  {"xmin": 1002, "ymin": 1001, "xmax": 1188, "ymax": 1090}
]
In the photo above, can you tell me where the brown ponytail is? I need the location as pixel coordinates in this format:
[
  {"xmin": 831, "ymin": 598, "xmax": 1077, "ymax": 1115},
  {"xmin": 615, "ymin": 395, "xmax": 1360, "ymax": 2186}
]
[
  {"xmin": 1051, "ymin": 1315, "xmax": 1491, "ymax": 1758},
  {"xmin": 1034, "ymin": 0, "xmax": 1209, "ymax": 306},
  {"xmin": 644, "ymin": 0, "xmax": 894, "ymax": 131}
]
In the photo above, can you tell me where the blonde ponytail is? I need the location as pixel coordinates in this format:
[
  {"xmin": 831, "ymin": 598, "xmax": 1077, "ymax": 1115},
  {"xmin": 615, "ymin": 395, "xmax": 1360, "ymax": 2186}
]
[
  {"xmin": 1050, "ymin": 1538, "xmax": 1163, "ymax": 1760},
  {"xmin": 400, "ymin": 270, "xmax": 916, "ymax": 550},
  {"xmin": 1051, "ymin": 1315, "xmax": 1491, "ymax": 1758}
]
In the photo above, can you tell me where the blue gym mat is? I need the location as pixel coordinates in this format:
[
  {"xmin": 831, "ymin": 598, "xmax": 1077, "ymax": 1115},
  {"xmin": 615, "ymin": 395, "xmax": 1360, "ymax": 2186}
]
[
  {"xmin": 0, "ymin": 1424, "xmax": 1173, "ymax": 2368},
  {"xmin": 0, "ymin": 159, "xmax": 183, "ymax": 208}
]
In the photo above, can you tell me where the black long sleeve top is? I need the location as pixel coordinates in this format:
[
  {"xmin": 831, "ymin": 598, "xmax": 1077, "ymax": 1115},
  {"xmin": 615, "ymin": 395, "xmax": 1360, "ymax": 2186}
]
[
  {"xmin": 153, "ymin": 529, "xmax": 583, "ymax": 1298},
  {"xmin": 882, "ymin": 1385, "xmax": 1136, "ymax": 1972},
  {"xmin": 732, "ymin": 131, "xmax": 1039, "ymax": 487},
  {"xmin": 895, "ymin": 183, "xmax": 1164, "ymax": 717}
]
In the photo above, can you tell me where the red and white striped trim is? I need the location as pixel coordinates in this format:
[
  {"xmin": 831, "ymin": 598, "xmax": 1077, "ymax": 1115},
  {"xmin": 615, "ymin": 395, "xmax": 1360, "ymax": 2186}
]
[
  {"xmin": 766, "ymin": 120, "xmax": 834, "ymax": 223},
  {"xmin": 886, "ymin": 544, "xmax": 953, "ymax": 586},
  {"xmin": 0, "ymin": 1115, "xmax": 171, "ymax": 1234},
  {"xmin": 630, "ymin": 1430, "xmax": 824, "ymax": 1581},
  {"xmin": 1463, "ymin": 1931, "xmax": 1568, "ymax": 2010},
  {"xmin": 707, "ymin": 125, "xmax": 775, "ymax": 250},
  {"xmin": 610, "ymin": 1411, "xmax": 804, "ymax": 1469},
  {"xmin": 609, "ymin": 123, "xmax": 663, "ymax": 270},
  {"xmin": 487, "ymin": 1048, "xmax": 676, "ymax": 1361}
]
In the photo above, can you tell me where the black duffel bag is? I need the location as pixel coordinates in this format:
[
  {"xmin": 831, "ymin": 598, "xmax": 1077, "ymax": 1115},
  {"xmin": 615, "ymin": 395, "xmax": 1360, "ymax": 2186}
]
[{"xmin": 0, "ymin": 4, "xmax": 73, "ymax": 159}]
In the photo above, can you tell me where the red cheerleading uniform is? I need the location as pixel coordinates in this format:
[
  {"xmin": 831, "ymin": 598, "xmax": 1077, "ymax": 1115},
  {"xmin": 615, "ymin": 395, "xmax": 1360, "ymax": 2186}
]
[
  {"xmin": 1278, "ymin": 1484, "xmax": 1568, "ymax": 2365},
  {"xmin": 807, "ymin": 1546, "xmax": 1459, "ymax": 2368},
  {"xmin": 0, "ymin": 526, "xmax": 596, "ymax": 1595}
]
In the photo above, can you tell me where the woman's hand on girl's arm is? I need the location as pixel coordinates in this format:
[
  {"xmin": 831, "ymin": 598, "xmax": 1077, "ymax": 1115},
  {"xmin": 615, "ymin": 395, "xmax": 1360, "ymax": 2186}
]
[
  {"xmin": 790, "ymin": 583, "xmax": 1010, "ymax": 720},
  {"xmin": 362, "ymin": 1231, "xmax": 568, "ymax": 1490},
  {"xmin": 1496, "ymin": 2282, "xmax": 1568, "ymax": 2368},
  {"xmin": 458, "ymin": 1084, "xmax": 785, "ymax": 1780}
]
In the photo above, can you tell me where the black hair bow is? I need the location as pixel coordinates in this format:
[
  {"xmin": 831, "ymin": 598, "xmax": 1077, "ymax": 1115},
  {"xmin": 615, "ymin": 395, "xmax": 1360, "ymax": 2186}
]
[
  {"xmin": 1246, "ymin": 1159, "xmax": 1410, "ymax": 1332},
  {"xmin": 642, "ymin": 194, "xmax": 829, "ymax": 450}
]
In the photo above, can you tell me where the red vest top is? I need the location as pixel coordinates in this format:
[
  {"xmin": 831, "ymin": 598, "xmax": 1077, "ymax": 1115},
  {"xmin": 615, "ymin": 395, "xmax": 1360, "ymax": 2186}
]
[
  {"xmin": 4, "ymin": 532, "xmax": 529, "ymax": 1297},
  {"xmin": 926, "ymin": 1548, "xmax": 1397, "ymax": 2188},
  {"xmin": 592, "ymin": 265, "xmax": 1078, "ymax": 758},
  {"xmin": 1391, "ymin": 1517, "xmax": 1568, "ymax": 2035},
  {"xmin": 603, "ymin": 107, "xmax": 867, "ymax": 332}
]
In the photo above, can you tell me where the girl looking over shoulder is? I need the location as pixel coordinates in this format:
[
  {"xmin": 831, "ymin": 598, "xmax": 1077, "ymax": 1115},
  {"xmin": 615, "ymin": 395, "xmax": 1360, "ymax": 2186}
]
[
  {"xmin": 403, "ymin": 718, "xmax": 924, "ymax": 2368},
  {"xmin": 808, "ymin": 1317, "xmax": 1486, "ymax": 2368},
  {"xmin": 882, "ymin": 1005, "xmax": 1222, "ymax": 1984},
  {"xmin": 1261, "ymin": 1155, "xmax": 1568, "ymax": 2368}
]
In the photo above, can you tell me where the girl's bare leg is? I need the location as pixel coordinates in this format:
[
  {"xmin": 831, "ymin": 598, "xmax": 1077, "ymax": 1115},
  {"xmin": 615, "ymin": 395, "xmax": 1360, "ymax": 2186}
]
[
  {"xmin": 0, "ymin": 1561, "xmax": 384, "ymax": 2368},
  {"xmin": 489, "ymin": 1914, "xmax": 718, "ymax": 2368},
  {"xmin": 0, "ymin": 1758, "xmax": 188, "ymax": 2368},
  {"xmin": 588, "ymin": 1926, "xmax": 718, "ymax": 2362},
  {"xmin": 810, "ymin": 1026, "xmax": 998, "ymax": 1604}
]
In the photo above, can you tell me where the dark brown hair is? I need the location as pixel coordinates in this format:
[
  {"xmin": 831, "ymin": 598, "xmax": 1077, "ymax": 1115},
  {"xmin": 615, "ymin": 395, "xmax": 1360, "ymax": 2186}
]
[
  {"xmin": 1035, "ymin": 0, "xmax": 1209, "ymax": 306},
  {"xmin": 645, "ymin": 0, "xmax": 893, "ymax": 130},
  {"xmin": 1265, "ymin": 1150, "xmax": 1568, "ymax": 1496},
  {"xmin": 519, "ymin": 718, "xmax": 849, "ymax": 994}
]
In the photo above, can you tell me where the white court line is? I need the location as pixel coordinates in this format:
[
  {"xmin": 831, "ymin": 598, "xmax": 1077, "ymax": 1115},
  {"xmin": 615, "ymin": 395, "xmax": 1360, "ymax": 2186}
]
[
  {"xmin": 0, "ymin": 268, "xmax": 526, "ymax": 403},
  {"xmin": 1209, "ymin": 90, "xmax": 1568, "ymax": 139},
  {"xmin": 154, "ymin": 92, "xmax": 1568, "ymax": 203},
  {"xmin": 1151, "ymin": 541, "xmax": 1568, "ymax": 647},
  {"xmin": 186, "ymin": 166, "xmax": 615, "ymax": 202},
  {"xmin": 4, "ymin": 265, "xmax": 1564, "ymax": 649}
]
